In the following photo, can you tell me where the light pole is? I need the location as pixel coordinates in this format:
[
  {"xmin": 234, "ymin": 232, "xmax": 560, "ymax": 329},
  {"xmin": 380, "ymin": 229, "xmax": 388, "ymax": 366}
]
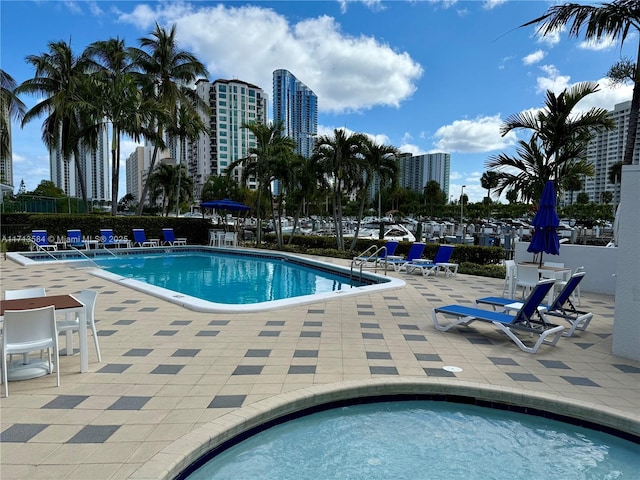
[{"xmin": 460, "ymin": 185, "xmax": 466, "ymax": 227}]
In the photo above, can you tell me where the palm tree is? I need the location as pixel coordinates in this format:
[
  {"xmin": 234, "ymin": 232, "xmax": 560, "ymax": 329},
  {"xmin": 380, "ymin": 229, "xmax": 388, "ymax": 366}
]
[
  {"xmin": 17, "ymin": 40, "xmax": 94, "ymax": 205},
  {"xmin": 148, "ymin": 162, "xmax": 192, "ymax": 215},
  {"xmin": 312, "ymin": 129, "xmax": 366, "ymax": 250},
  {"xmin": 1, "ymin": 69, "xmax": 26, "ymax": 163},
  {"xmin": 130, "ymin": 23, "xmax": 208, "ymax": 215},
  {"xmin": 349, "ymin": 137, "xmax": 398, "ymax": 250},
  {"xmin": 480, "ymin": 170, "xmax": 499, "ymax": 219},
  {"xmin": 165, "ymin": 99, "xmax": 207, "ymax": 216},
  {"xmin": 562, "ymin": 174, "xmax": 583, "ymax": 205},
  {"xmin": 227, "ymin": 121, "xmax": 296, "ymax": 246},
  {"xmin": 85, "ymin": 38, "xmax": 142, "ymax": 215},
  {"xmin": 487, "ymin": 82, "xmax": 614, "ymax": 202},
  {"xmin": 284, "ymin": 154, "xmax": 322, "ymax": 243},
  {"xmin": 522, "ymin": 0, "xmax": 640, "ymax": 166}
]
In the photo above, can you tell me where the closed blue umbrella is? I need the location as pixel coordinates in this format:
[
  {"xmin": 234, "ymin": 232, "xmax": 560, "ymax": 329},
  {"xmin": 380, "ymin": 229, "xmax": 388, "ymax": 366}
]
[{"xmin": 527, "ymin": 181, "xmax": 560, "ymax": 265}]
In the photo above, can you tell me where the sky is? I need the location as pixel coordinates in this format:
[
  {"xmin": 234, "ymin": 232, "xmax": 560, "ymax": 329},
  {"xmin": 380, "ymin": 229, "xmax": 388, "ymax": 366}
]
[{"xmin": 1, "ymin": 0, "xmax": 635, "ymax": 202}]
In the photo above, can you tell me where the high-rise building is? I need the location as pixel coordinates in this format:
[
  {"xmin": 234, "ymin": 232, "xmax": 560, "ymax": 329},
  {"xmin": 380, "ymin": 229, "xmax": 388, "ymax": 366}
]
[
  {"xmin": 272, "ymin": 69, "xmax": 317, "ymax": 158},
  {"xmin": 563, "ymin": 100, "xmax": 640, "ymax": 206},
  {"xmin": 398, "ymin": 152, "xmax": 450, "ymax": 198},
  {"xmin": 125, "ymin": 145, "xmax": 172, "ymax": 203},
  {"xmin": 191, "ymin": 79, "xmax": 268, "ymax": 198},
  {"xmin": 50, "ymin": 124, "xmax": 110, "ymax": 201},
  {"xmin": 0, "ymin": 103, "xmax": 14, "ymax": 196}
]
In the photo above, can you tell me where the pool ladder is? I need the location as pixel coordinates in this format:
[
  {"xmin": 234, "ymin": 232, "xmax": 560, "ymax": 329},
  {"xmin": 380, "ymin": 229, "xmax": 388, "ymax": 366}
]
[{"xmin": 350, "ymin": 245, "xmax": 389, "ymax": 283}]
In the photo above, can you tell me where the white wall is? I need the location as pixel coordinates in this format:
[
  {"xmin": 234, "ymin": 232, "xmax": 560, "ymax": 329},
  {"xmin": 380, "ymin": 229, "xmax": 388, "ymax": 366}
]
[
  {"xmin": 514, "ymin": 242, "xmax": 617, "ymax": 295},
  {"xmin": 612, "ymin": 165, "xmax": 640, "ymax": 361}
]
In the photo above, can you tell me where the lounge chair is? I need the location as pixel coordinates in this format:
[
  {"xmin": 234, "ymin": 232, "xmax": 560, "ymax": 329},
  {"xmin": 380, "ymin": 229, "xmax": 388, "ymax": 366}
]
[
  {"xmin": 385, "ymin": 243, "xmax": 426, "ymax": 272},
  {"xmin": 132, "ymin": 229, "xmax": 156, "ymax": 247},
  {"xmin": 31, "ymin": 230, "xmax": 57, "ymax": 251},
  {"xmin": 405, "ymin": 244, "xmax": 456, "ymax": 277},
  {"xmin": 66, "ymin": 229, "xmax": 85, "ymax": 249},
  {"xmin": 476, "ymin": 272, "xmax": 592, "ymax": 337},
  {"xmin": 433, "ymin": 279, "xmax": 564, "ymax": 353},
  {"xmin": 99, "ymin": 229, "xmax": 129, "ymax": 249},
  {"xmin": 353, "ymin": 241, "xmax": 399, "ymax": 268},
  {"xmin": 161, "ymin": 228, "xmax": 187, "ymax": 246}
]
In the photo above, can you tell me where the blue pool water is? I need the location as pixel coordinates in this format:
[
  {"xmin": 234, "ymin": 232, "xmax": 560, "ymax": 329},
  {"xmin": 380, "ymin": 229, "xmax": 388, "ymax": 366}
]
[
  {"xmin": 93, "ymin": 251, "xmax": 367, "ymax": 304},
  {"xmin": 185, "ymin": 401, "xmax": 640, "ymax": 480}
]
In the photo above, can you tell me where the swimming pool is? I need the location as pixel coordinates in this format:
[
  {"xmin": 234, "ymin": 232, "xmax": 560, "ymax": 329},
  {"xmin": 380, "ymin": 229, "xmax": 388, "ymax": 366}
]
[
  {"xmin": 9, "ymin": 247, "xmax": 404, "ymax": 313},
  {"xmin": 183, "ymin": 399, "xmax": 640, "ymax": 479}
]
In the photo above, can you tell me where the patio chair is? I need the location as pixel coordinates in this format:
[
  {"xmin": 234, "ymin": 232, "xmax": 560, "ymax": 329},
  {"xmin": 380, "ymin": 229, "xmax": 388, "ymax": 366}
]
[
  {"xmin": 405, "ymin": 244, "xmax": 456, "ymax": 277},
  {"xmin": 66, "ymin": 229, "xmax": 85, "ymax": 249},
  {"xmin": 433, "ymin": 279, "xmax": 564, "ymax": 354},
  {"xmin": 223, "ymin": 231, "xmax": 237, "ymax": 247},
  {"xmin": 161, "ymin": 228, "xmax": 187, "ymax": 246},
  {"xmin": 99, "ymin": 229, "xmax": 129, "ymax": 249},
  {"xmin": 132, "ymin": 229, "xmax": 156, "ymax": 247},
  {"xmin": 501, "ymin": 260, "xmax": 517, "ymax": 297},
  {"xmin": 2, "ymin": 305, "xmax": 60, "ymax": 397},
  {"xmin": 476, "ymin": 272, "xmax": 592, "ymax": 338},
  {"xmin": 4, "ymin": 288, "xmax": 47, "ymax": 362},
  {"xmin": 56, "ymin": 290, "xmax": 101, "ymax": 362},
  {"xmin": 515, "ymin": 264, "xmax": 539, "ymax": 298},
  {"xmin": 31, "ymin": 230, "xmax": 57, "ymax": 251},
  {"xmin": 385, "ymin": 243, "xmax": 426, "ymax": 272}
]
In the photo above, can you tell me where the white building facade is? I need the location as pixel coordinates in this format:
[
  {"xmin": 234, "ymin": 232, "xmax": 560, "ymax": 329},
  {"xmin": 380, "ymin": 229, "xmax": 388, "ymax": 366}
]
[
  {"xmin": 398, "ymin": 152, "xmax": 451, "ymax": 199},
  {"xmin": 190, "ymin": 79, "xmax": 268, "ymax": 198}
]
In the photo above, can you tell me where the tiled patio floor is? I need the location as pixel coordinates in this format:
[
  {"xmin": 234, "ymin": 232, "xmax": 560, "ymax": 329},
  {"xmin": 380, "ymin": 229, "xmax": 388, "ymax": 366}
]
[{"xmin": 1, "ymin": 253, "xmax": 638, "ymax": 479}]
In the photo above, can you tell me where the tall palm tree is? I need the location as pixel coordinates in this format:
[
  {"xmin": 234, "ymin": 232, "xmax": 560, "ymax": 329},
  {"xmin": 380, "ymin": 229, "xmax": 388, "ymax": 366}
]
[
  {"xmin": 85, "ymin": 37, "xmax": 142, "ymax": 215},
  {"xmin": 227, "ymin": 121, "xmax": 296, "ymax": 246},
  {"xmin": 480, "ymin": 170, "xmax": 499, "ymax": 218},
  {"xmin": 562, "ymin": 173, "xmax": 583, "ymax": 205},
  {"xmin": 1, "ymin": 69, "xmax": 26, "ymax": 165},
  {"xmin": 488, "ymin": 82, "xmax": 614, "ymax": 202},
  {"xmin": 130, "ymin": 23, "xmax": 208, "ymax": 214},
  {"xmin": 166, "ymin": 100, "xmax": 207, "ymax": 216},
  {"xmin": 312, "ymin": 129, "xmax": 366, "ymax": 250},
  {"xmin": 522, "ymin": 0, "xmax": 640, "ymax": 165},
  {"xmin": 349, "ymin": 137, "xmax": 398, "ymax": 250},
  {"xmin": 17, "ymin": 40, "xmax": 94, "ymax": 204},
  {"xmin": 148, "ymin": 162, "xmax": 192, "ymax": 215}
]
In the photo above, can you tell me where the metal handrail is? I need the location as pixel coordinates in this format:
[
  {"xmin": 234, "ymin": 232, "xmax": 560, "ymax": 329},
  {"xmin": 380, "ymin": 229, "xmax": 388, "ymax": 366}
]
[{"xmin": 350, "ymin": 245, "xmax": 389, "ymax": 282}]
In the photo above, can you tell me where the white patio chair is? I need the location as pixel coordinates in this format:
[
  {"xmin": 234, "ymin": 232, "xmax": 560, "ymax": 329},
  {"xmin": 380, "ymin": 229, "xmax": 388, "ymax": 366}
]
[
  {"xmin": 4, "ymin": 288, "xmax": 47, "ymax": 363},
  {"xmin": 502, "ymin": 260, "xmax": 517, "ymax": 297},
  {"xmin": 223, "ymin": 232, "xmax": 237, "ymax": 247},
  {"xmin": 56, "ymin": 290, "xmax": 101, "ymax": 362},
  {"xmin": 515, "ymin": 264, "xmax": 540, "ymax": 299},
  {"xmin": 2, "ymin": 305, "xmax": 60, "ymax": 397},
  {"xmin": 5, "ymin": 288, "xmax": 46, "ymax": 300}
]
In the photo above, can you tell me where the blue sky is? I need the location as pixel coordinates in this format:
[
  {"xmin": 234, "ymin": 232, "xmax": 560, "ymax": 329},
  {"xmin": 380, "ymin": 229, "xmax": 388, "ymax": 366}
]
[{"xmin": 2, "ymin": 0, "xmax": 634, "ymax": 202}]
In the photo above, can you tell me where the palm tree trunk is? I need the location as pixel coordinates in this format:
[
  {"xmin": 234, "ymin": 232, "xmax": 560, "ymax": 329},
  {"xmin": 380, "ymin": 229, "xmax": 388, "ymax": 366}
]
[
  {"xmin": 349, "ymin": 194, "xmax": 366, "ymax": 251},
  {"xmin": 72, "ymin": 145, "xmax": 88, "ymax": 211},
  {"xmin": 110, "ymin": 126, "xmax": 119, "ymax": 215},
  {"xmin": 623, "ymin": 42, "xmax": 640, "ymax": 165}
]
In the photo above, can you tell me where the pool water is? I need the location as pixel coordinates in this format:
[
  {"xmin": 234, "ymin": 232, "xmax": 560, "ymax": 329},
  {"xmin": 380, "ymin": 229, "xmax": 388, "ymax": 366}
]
[
  {"xmin": 185, "ymin": 401, "xmax": 640, "ymax": 480},
  {"xmin": 94, "ymin": 252, "xmax": 366, "ymax": 304}
]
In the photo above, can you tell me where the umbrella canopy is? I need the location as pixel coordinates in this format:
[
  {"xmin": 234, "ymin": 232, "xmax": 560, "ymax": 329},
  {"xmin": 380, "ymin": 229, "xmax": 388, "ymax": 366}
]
[
  {"xmin": 527, "ymin": 181, "xmax": 560, "ymax": 264},
  {"xmin": 200, "ymin": 198, "xmax": 250, "ymax": 211}
]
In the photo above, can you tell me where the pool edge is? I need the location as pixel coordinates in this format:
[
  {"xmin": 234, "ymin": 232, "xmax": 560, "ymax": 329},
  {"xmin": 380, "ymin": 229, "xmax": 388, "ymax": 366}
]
[{"xmin": 128, "ymin": 377, "xmax": 640, "ymax": 480}]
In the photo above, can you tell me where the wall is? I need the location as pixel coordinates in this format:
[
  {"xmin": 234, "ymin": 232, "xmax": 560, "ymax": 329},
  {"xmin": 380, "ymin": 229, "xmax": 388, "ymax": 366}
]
[
  {"xmin": 612, "ymin": 165, "xmax": 640, "ymax": 361},
  {"xmin": 514, "ymin": 242, "xmax": 617, "ymax": 295}
]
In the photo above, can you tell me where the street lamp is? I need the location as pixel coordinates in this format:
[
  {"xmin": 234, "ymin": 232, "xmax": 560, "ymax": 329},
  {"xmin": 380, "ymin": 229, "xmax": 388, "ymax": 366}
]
[{"xmin": 460, "ymin": 185, "xmax": 466, "ymax": 227}]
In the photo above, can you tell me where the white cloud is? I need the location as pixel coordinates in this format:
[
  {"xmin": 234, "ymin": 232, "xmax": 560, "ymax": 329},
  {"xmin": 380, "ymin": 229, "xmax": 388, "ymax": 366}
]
[
  {"xmin": 535, "ymin": 26, "xmax": 563, "ymax": 47},
  {"xmin": 433, "ymin": 115, "xmax": 516, "ymax": 153},
  {"xmin": 483, "ymin": 0, "xmax": 506, "ymax": 9},
  {"xmin": 398, "ymin": 143, "xmax": 425, "ymax": 156},
  {"xmin": 522, "ymin": 49, "xmax": 545, "ymax": 66},
  {"xmin": 118, "ymin": 3, "xmax": 422, "ymax": 114},
  {"xmin": 536, "ymin": 64, "xmax": 571, "ymax": 94},
  {"xmin": 338, "ymin": 0, "xmax": 385, "ymax": 14},
  {"xmin": 578, "ymin": 36, "xmax": 616, "ymax": 51}
]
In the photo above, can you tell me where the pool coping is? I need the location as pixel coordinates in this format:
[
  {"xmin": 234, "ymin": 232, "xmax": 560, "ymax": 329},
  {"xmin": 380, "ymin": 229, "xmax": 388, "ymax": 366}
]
[
  {"xmin": 129, "ymin": 377, "xmax": 639, "ymax": 480},
  {"xmin": 7, "ymin": 247, "xmax": 405, "ymax": 313}
]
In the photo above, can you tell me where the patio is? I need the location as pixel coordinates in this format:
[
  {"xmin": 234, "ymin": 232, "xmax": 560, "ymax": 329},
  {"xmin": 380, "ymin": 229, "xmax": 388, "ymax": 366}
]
[{"xmin": 0, "ymin": 254, "xmax": 638, "ymax": 479}]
